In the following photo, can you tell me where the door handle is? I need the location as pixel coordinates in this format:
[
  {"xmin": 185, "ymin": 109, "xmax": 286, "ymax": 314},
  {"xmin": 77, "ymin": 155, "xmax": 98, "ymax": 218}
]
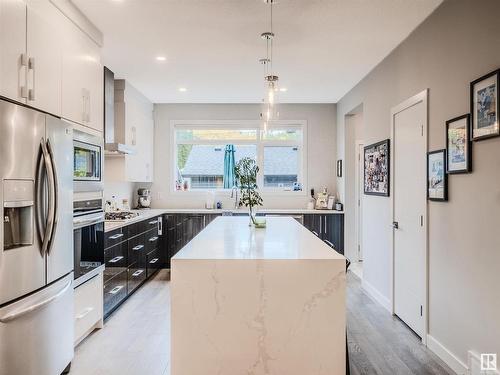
[
  {"xmin": 45, "ymin": 138, "xmax": 58, "ymax": 255},
  {"xmin": 76, "ymin": 307, "xmax": 94, "ymax": 320},
  {"xmin": 392, "ymin": 221, "xmax": 399, "ymax": 229},
  {"xmin": 39, "ymin": 139, "xmax": 54, "ymax": 257},
  {"xmin": 0, "ymin": 279, "xmax": 71, "ymax": 323},
  {"xmin": 28, "ymin": 57, "xmax": 35, "ymax": 101}
]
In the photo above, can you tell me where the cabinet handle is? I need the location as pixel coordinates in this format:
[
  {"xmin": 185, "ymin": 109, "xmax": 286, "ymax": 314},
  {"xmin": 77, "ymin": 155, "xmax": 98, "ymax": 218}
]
[
  {"xmin": 76, "ymin": 307, "xmax": 94, "ymax": 320},
  {"xmin": 20, "ymin": 53, "xmax": 28, "ymax": 98},
  {"xmin": 324, "ymin": 216, "xmax": 327, "ymax": 234},
  {"xmin": 132, "ymin": 244, "xmax": 144, "ymax": 251},
  {"xmin": 132, "ymin": 270, "xmax": 144, "ymax": 277},
  {"xmin": 148, "ymin": 236, "xmax": 158, "ymax": 242},
  {"xmin": 324, "ymin": 239, "xmax": 335, "ymax": 248},
  {"xmin": 149, "ymin": 258, "xmax": 158, "ymax": 264},
  {"xmin": 28, "ymin": 57, "xmax": 35, "ymax": 101},
  {"xmin": 148, "ymin": 220, "xmax": 158, "ymax": 225},
  {"xmin": 109, "ymin": 256, "xmax": 124, "ymax": 263},
  {"xmin": 109, "ymin": 233, "xmax": 124, "ymax": 240},
  {"xmin": 312, "ymin": 231, "xmax": 319, "ymax": 237},
  {"xmin": 109, "ymin": 285, "xmax": 124, "ymax": 295}
]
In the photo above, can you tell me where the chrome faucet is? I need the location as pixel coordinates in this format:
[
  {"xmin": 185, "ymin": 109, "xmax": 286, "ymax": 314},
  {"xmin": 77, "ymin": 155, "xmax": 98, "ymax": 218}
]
[{"xmin": 231, "ymin": 186, "xmax": 239, "ymax": 210}]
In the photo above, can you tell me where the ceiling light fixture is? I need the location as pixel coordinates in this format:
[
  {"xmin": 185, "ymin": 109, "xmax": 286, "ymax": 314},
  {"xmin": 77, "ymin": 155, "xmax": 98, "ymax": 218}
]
[
  {"xmin": 156, "ymin": 56, "xmax": 167, "ymax": 62},
  {"xmin": 259, "ymin": 0, "xmax": 280, "ymax": 132},
  {"xmin": 178, "ymin": 87, "xmax": 187, "ymax": 92}
]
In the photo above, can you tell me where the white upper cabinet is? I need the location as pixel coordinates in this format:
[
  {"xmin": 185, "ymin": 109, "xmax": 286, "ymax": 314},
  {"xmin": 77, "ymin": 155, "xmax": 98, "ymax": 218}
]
[
  {"xmin": 61, "ymin": 15, "xmax": 103, "ymax": 131},
  {"xmin": 0, "ymin": 0, "xmax": 27, "ymax": 103},
  {"xmin": 26, "ymin": 0, "xmax": 63, "ymax": 115},
  {"xmin": 0, "ymin": 0, "xmax": 103, "ymax": 129}
]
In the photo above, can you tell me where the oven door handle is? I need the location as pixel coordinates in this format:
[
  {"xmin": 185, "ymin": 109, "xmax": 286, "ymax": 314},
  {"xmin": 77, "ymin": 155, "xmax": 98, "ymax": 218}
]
[{"xmin": 73, "ymin": 212, "xmax": 105, "ymax": 229}]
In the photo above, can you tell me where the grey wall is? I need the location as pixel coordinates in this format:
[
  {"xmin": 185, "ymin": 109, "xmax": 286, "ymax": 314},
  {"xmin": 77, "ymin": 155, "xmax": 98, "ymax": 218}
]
[
  {"xmin": 152, "ymin": 103, "xmax": 337, "ymax": 209},
  {"xmin": 336, "ymin": 0, "xmax": 500, "ymax": 369}
]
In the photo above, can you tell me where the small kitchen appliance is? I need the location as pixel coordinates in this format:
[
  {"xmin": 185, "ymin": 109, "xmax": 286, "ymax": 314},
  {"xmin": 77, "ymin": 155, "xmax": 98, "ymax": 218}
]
[{"xmin": 137, "ymin": 188, "xmax": 151, "ymax": 209}]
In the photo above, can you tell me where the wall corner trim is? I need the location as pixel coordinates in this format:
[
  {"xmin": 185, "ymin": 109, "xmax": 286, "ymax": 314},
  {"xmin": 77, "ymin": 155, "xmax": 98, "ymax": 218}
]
[
  {"xmin": 427, "ymin": 334, "xmax": 468, "ymax": 375},
  {"xmin": 361, "ymin": 279, "xmax": 391, "ymax": 312}
]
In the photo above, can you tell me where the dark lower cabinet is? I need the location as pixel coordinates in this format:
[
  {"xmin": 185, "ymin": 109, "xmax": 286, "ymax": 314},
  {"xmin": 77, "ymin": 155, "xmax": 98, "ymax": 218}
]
[
  {"xmin": 159, "ymin": 212, "xmax": 345, "ymax": 272},
  {"xmin": 146, "ymin": 248, "xmax": 161, "ymax": 277},
  {"xmin": 127, "ymin": 263, "xmax": 146, "ymax": 294},
  {"xmin": 103, "ymin": 270, "xmax": 127, "ymax": 317},
  {"xmin": 303, "ymin": 214, "xmax": 345, "ymax": 255},
  {"xmin": 103, "ymin": 215, "xmax": 161, "ymax": 318}
]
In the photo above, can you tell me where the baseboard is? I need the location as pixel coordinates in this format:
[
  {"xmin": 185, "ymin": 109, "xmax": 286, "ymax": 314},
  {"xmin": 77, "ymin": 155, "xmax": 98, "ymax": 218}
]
[
  {"xmin": 427, "ymin": 335, "xmax": 468, "ymax": 374},
  {"xmin": 361, "ymin": 279, "xmax": 391, "ymax": 313}
]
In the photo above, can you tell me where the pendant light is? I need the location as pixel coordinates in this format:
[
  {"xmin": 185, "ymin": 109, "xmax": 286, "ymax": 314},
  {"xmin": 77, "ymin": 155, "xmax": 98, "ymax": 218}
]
[{"xmin": 260, "ymin": 0, "xmax": 279, "ymax": 131}]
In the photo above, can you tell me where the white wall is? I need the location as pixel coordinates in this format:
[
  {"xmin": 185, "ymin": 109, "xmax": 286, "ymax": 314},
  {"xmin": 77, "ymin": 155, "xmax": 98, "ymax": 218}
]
[
  {"xmin": 151, "ymin": 104, "xmax": 337, "ymax": 209},
  {"xmin": 336, "ymin": 0, "xmax": 500, "ymax": 370},
  {"xmin": 344, "ymin": 110, "xmax": 363, "ymax": 261}
]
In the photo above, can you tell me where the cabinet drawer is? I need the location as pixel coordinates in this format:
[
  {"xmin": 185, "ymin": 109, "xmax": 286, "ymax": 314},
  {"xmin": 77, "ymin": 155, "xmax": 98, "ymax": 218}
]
[
  {"xmin": 74, "ymin": 273, "xmax": 102, "ymax": 343},
  {"xmin": 145, "ymin": 217, "xmax": 159, "ymax": 233},
  {"xmin": 105, "ymin": 227, "xmax": 127, "ymax": 249},
  {"xmin": 128, "ymin": 234, "xmax": 146, "ymax": 266},
  {"xmin": 104, "ymin": 242, "xmax": 127, "ymax": 283},
  {"xmin": 127, "ymin": 263, "xmax": 146, "ymax": 294},
  {"xmin": 145, "ymin": 231, "xmax": 159, "ymax": 253},
  {"xmin": 146, "ymin": 248, "xmax": 160, "ymax": 278},
  {"xmin": 103, "ymin": 270, "xmax": 127, "ymax": 317}
]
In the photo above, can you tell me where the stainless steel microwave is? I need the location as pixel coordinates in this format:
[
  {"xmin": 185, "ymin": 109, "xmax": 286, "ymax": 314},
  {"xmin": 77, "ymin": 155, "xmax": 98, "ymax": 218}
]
[{"xmin": 73, "ymin": 129, "xmax": 104, "ymax": 192}]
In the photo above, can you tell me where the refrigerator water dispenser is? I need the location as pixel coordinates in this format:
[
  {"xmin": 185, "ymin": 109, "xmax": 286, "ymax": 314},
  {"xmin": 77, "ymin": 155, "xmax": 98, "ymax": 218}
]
[{"xmin": 3, "ymin": 180, "xmax": 34, "ymax": 250}]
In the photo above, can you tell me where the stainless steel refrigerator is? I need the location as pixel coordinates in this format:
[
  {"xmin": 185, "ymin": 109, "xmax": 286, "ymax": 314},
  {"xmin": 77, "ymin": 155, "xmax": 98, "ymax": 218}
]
[{"xmin": 0, "ymin": 100, "xmax": 74, "ymax": 375}]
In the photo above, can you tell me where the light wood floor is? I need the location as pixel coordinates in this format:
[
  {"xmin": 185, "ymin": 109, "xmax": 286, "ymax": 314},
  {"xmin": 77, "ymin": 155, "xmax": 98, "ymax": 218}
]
[{"xmin": 71, "ymin": 270, "xmax": 454, "ymax": 375}]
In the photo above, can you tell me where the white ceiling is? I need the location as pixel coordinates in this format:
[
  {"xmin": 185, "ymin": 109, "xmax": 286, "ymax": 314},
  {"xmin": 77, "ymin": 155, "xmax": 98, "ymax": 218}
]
[{"xmin": 73, "ymin": 0, "xmax": 442, "ymax": 104}]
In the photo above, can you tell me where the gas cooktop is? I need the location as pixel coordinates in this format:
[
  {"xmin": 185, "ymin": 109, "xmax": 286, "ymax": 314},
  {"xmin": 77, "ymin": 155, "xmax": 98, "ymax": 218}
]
[{"xmin": 105, "ymin": 211, "xmax": 140, "ymax": 221}]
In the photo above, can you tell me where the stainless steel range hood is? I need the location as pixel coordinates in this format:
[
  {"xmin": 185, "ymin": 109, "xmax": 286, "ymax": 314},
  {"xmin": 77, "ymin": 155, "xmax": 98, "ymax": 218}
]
[{"xmin": 104, "ymin": 67, "xmax": 135, "ymax": 155}]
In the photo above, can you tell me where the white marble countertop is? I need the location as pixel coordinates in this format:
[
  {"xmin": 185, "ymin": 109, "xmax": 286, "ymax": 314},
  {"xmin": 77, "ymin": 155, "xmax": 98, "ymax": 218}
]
[
  {"xmin": 104, "ymin": 207, "xmax": 344, "ymax": 232},
  {"xmin": 173, "ymin": 216, "xmax": 345, "ymax": 260}
]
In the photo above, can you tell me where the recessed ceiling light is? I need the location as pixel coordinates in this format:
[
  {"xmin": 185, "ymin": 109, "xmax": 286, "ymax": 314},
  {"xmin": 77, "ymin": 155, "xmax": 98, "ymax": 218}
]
[
  {"xmin": 156, "ymin": 56, "xmax": 167, "ymax": 62},
  {"xmin": 280, "ymin": 87, "xmax": 288, "ymax": 92},
  {"xmin": 178, "ymin": 87, "xmax": 187, "ymax": 92}
]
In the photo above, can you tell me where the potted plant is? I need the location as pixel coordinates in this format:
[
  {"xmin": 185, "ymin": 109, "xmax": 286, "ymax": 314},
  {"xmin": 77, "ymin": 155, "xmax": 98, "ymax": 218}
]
[{"xmin": 234, "ymin": 157, "xmax": 263, "ymax": 226}]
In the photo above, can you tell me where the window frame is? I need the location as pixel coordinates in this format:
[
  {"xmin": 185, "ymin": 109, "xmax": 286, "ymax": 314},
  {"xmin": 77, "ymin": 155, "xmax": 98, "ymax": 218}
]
[{"xmin": 170, "ymin": 120, "xmax": 307, "ymax": 195}]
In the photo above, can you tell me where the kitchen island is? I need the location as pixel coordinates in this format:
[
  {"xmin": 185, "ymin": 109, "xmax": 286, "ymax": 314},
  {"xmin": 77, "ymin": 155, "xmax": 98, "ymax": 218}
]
[{"xmin": 171, "ymin": 216, "xmax": 346, "ymax": 375}]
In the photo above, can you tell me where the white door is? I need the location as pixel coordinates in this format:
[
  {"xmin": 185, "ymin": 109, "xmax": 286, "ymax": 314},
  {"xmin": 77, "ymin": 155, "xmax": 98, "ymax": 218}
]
[
  {"xmin": 355, "ymin": 141, "xmax": 364, "ymax": 261},
  {"xmin": 26, "ymin": 0, "xmax": 62, "ymax": 115},
  {"xmin": 393, "ymin": 98, "xmax": 426, "ymax": 337},
  {"xmin": 0, "ymin": 0, "xmax": 27, "ymax": 103}
]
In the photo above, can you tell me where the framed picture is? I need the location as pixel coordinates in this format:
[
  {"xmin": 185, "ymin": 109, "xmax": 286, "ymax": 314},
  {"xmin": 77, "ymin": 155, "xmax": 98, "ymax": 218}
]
[
  {"xmin": 336, "ymin": 159, "xmax": 343, "ymax": 177},
  {"xmin": 364, "ymin": 139, "xmax": 390, "ymax": 196},
  {"xmin": 427, "ymin": 149, "xmax": 448, "ymax": 201},
  {"xmin": 470, "ymin": 69, "xmax": 499, "ymax": 141},
  {"xmin": 446, "ymin": 114, "xmax": 471, "ymax": 174}
]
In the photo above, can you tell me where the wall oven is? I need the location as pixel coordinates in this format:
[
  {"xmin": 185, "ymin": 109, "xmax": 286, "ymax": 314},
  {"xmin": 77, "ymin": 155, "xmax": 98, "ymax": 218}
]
[
  {"xmin": 73, "ymin": 129, "xmax": 104, "ymax": 192},
  {"xmin": 73, "ymin": 198, "xmax": 105, "ymax": 287}
]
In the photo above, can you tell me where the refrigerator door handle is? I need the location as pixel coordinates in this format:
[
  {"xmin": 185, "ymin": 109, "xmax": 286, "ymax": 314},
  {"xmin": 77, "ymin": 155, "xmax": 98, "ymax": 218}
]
[
  {"xmin": 40, "ymin": 139, "xmax": 55, "ymax": 257},
  {"xmin": 35, "ymin": 141, "xmax": 47, "ymax": 256},
  {"xmin": 0, "ymin": 279, "xmax": 71, "ymax": 323},
  {"xmin": 45, "ymin": 138, "xmax": 58, "ymax": 255}
]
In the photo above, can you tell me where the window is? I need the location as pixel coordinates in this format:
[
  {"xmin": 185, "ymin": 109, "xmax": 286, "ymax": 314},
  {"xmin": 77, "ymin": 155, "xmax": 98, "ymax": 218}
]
[{"xmin": 173, "ymin": 121, "xmax": 305, "ymax": 192}]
